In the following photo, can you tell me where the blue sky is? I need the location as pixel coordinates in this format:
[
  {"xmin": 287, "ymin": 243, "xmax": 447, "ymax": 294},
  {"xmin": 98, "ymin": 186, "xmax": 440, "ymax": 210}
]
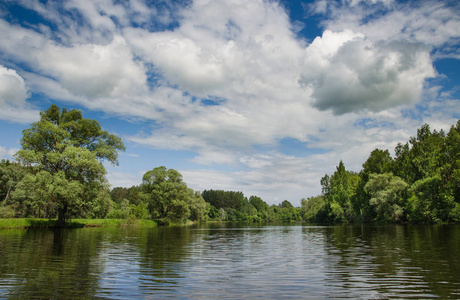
[{"xmin": 1, "ymin": 0, "xmax": 459, "ymax": 206}]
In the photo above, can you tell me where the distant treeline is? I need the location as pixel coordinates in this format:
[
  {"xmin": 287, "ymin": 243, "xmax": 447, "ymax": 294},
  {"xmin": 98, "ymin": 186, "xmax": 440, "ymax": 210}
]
[
  {"xmin": 303, "ymin": 121, "xmax": 460, "ymax": 224},
  {"xmin": 1, "ymin": 105, "xmax": 459, "ymax": 224},
  {"xmin": 109, "ymin": 187, "xmax": 301, "ymax": 223}
]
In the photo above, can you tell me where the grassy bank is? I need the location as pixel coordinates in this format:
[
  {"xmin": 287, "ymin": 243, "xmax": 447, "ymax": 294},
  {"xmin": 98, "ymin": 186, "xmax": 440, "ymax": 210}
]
[{"xmin": 0, "ymin": 218, "xmax": 158, "ymax": 229}]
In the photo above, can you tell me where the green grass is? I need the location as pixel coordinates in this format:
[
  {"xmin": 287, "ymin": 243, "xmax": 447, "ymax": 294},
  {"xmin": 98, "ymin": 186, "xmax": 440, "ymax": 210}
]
[{"xmin": 0, "ymin": 218, "xmax": 158, "ymax": 229}]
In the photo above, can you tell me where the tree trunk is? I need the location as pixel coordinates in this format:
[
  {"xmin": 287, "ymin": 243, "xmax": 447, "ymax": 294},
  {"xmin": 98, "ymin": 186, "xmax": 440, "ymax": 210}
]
[
  {"xmin": 3, "ymin": 182, "xmax": 12, "ymax": 205},
  {"xmin": 57, "ymin": 204, "xmax": 67, "ymax": 227}
]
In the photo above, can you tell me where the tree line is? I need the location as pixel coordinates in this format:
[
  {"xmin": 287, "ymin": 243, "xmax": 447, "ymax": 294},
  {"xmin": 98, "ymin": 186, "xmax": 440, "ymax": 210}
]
[
  {"xmin": 302, "ymin": 121, "xmax": 460, "ymax": 223},
  {"xmin": 1, "ymin": 104, "xmax": 459, "ymax": 224},
  {"xmin": 109, "ymin": 186, "xmax": 302, "ymax": 223}
]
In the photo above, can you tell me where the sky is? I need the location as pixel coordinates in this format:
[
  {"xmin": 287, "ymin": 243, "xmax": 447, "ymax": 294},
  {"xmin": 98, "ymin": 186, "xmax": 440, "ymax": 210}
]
[{"xmin": 0, "ymin": 0, "xmax": 459, "ymax": 206}]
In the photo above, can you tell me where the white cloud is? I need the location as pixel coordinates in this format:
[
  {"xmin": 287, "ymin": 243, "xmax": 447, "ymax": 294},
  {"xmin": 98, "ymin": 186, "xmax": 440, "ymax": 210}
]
[
  {"xmin": 122, "ymin": 0, "xmax": 320, "ymax": 161},
  {"xmin": 0, "ymin": 66, "xmax": 39, "ymax": 123},
  {"xmin": 0, "ymin": 19, "xmax": 47, "ymax": 65},
  {"xmin": 0, "ymin": 146, "xmax": 18, "ymax": 160},
  {"xmin": 322, "ymin": 1, "xmax": 460, "ymax": 50},
  {"xmin": 38, "ymin": 35, "xmax": 147, "ymax": 99},
  {"xmin": 125, "ymin": 0, "xmax": 304, "ymax": 97},
  {"xmin": 300, "ymin": 30, "xmax": 435, "ymax": 114},
  {"xmin": 0, "ymin": 66, "xmax": 29, "ymax": 104},
  {"xmin": 105, "ymin": 170, "xmax": 142, "ymax": 189}
]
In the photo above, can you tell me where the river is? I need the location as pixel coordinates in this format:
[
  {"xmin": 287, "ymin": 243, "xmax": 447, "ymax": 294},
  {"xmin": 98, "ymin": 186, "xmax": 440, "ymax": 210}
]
[{"xmin": 0, "ymin": 223, "xmax": 459, "ymax": 299}]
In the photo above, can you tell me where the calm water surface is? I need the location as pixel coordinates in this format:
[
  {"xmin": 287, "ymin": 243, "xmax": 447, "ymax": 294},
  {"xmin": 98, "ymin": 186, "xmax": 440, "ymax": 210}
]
[{"xmin": 0, "ymin": 224, "xmax": 459, "ymax": 299}]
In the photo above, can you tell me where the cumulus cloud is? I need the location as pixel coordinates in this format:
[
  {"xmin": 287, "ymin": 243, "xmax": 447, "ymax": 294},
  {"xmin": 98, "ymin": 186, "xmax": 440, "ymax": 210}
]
[
  {"xmin": 39, "ymin": 35, "xmax": 147, "ymax": 99},
  {"xmin": 125, "ymin": 0, "xmax": 304, "ymax": 96},
  {"xmin": 0, "ymin": 66, "xmax": 39, "ymax": 123},
  {"xmin": 299, "ymin": 30, "xmax": 435, "ymax": 114},
  {"xmin": 0, "ymin": 66, "xmax": 29, "ymax": 104},
  {"xmin": 0, "ymin": 19, "xmax": 47, "ymax": 66},
  {"xmin": 122, "ymin": 0, "xmax": 319, "ymax": 158},
  {"xmin": 127, "ymin": 33, "xmax": 225, "ymax": 95}
]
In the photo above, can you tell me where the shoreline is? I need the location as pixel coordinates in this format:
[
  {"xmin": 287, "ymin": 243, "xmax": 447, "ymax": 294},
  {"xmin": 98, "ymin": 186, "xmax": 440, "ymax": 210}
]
[{"xmin": 0, "ymin": 218, "xmax": 159, "ymax": 229}]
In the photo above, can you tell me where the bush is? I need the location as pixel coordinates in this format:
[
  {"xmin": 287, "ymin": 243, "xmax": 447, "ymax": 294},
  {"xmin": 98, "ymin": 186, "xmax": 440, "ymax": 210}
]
[
  {"xmin": 106, "ymin": 209, "xmax": 129, "ymax": 219},
  {"xmin": 0, "ymin": 205, "xmax": 17, "ymax": 218}
]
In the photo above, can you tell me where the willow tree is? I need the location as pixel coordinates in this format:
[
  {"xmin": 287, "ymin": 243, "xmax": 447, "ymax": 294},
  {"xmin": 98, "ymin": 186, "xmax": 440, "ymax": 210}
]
[
  {"xmin": 141, "ymin": 166, "xmax": 209, "ymax": 222},
  {"xmin": 15, "ymin": 104, "xmax": 125, "ymax": 225},
  {"xmin": 364, "ymin": 173, "xmax": 408, "ymax": 222}
]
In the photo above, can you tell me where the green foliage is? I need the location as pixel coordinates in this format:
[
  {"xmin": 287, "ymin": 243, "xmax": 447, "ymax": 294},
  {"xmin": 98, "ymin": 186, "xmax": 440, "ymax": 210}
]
[
  {"xmin": 442, "ymin": 121, "xmax": 460, "ymax": 202},
  {"xmin": 322, "ymin": 161, "xmax": 360, "ymax": 222},
  {"xmin": 307, "ymin": 121, "xmax": 460, "ymax": 224},
  {"xmin": 0, "ymin": 205, "xmax": 16, "ymax": 218},
  {"xmin": 202, "ymin": 190, "xmax": 300, "ymax": 222},
  {"xmin": 0, "ymin": 218, "xmax": 157, "ymax": 229},
  {"xmin": 364, "ymin": 173, "xmax": 408, "ymax": 222},
  {"xmin": 12, "ymin": 104, "xmax": 125, "ymax": 225},
  {"xmin": 279, "ymin": 200, "xmax": 294, "ymax": 208},
  {"xmin": 189, "ymin": 191, "xmax": 210, "ymax": 222},
  {"xmin": 0, "ymin": 160, "xmax": 27, "ymax": 205},
  {"xmin": 141, "ymin": 166, "xmax": 208, "ymax": 222},
  {"xmin": 301, "ymin": 196, "xmax": 327, "ymax": 222},
  {"xmin": 201, "ymin": 189, "xmax": 247, "ymax": 211},
  {"xmin": 249, "ymin": 195, "xmax": 268, "ymax": 212},
  {"xmin": 276, "ymin": 205, "xmax": 302, "ymax": 222},
  {"xmin": 408, "ymin": 176, "xmax": 454, "ymax": 223},
  {"xmin": 352, "ymin": 150, "xmax": 394, "ymax": 223},
  {"xmin": 394, "ymin": 124, "xmax": 445, "ymax": 183},
  {"xmin": 111, "ymin": 186, "xmax": 142, "ymax": 206},
  {"xmin": 362, "ymin": 149, "xmax": 393, "ymax": 175}
]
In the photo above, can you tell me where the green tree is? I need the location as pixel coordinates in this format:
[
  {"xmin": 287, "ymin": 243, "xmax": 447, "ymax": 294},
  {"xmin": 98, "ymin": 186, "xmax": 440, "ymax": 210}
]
[
  {"xmin": 355, "ymin": 149, "xmax": 394, "ymax": 222},
  {"xmin": 202, "ymin": 190, "xmax": 247, "ymax": 211},
  {"xmin": 279, "ymin": 200, "xmax": 294, "ymax": 208},
  {"xmin": 394, "ymin": 124, "xmax": 445, "ymax": 184},
  {"xmin": 110, "ymin": 187, "xmax": 130, "ymax": 207},
  {"xmin": 249, "ymin": 195, "xmax": 268, "ymax": 212},
  {"xmin": 141, "ymin": 166, "xmax": 208, "ymax": 222},
  {"xmin": 408, "ymin": 175, "xmax": 455, "ymax": 223},
  {"xmin": 14, "ymin": 104, "xmax": 125, "ymax": 225},
  {"xmin": 0, "ymin": 160, "xmax": 28, "ymax": 217},
  {"xmin": 189, "ymin": 191, "xmax": 210, "ymax": 222},
  {"xmin": 442, "ymin": 121, "xmax": 460, "ymax": 203},
  {"xmin": 110, "ymin": 185, "xmax": 142, "ymax": 207},
  {"xmin": 301, "ymin": 196, "xmax": 327, "ymax": 222},
  {"xmin": 322, "ymin": 161, "xmax": 360, "ymax": 222},
  {"xmin": 364, "ymin": 173, "xmax": 408, "ymax": 222},
  {"xmin": 362, "ymin": 149, "xmax": 393, "ymax": 175}
]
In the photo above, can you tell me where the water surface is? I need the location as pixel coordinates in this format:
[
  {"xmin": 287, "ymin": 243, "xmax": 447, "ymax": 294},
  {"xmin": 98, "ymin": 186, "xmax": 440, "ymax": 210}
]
[{"xmin": 0, "ymin": 224, "xmax": 459, "ymax": 299}]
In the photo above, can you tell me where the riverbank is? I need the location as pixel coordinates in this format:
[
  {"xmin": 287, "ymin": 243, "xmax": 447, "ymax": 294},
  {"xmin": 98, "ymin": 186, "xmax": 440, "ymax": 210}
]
[{"xmin": 0, "ymin": 218, "xmax": 159, "ymax": 229}]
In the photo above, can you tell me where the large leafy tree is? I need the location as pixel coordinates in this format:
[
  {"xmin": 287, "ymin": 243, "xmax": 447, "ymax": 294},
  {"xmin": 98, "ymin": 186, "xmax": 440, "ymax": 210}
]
[
  {"xmin": 14, "ymin": 104, "xmax": 125, "ymax": 225},
  {"xmin": 249, "ymin": 195, "xmax": 268, "ymax": 212},
  {"xmin": 322, "ymin": 161, "xmax": 360, "ymax": 222},
  {"xmin": 141, "ymin": 166, "xmax": 208, "ymax": 222},
  {"xmin": 301, "ymin": 196, "xmax": 327, "ymax": 222},
  {"xmin": 354, "ymin": 149, "xmax": 394, "ymax": 222},
  {"xmin": 364, "ymin": 173, "xmax": 408, "ymax": 222},
  {"xmin": 394, "ymin": 124, "xmax": 445, "ymax": 184}
]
